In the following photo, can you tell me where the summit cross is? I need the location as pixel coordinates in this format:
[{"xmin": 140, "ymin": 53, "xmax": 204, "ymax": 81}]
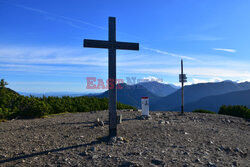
[{"xmin": 83, "ymin": 17, "xmax": 139, "ymax": 138}]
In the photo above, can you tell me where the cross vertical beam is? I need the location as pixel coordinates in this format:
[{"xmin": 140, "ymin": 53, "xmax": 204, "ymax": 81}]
[{"xmin": 108, "ymin": 17, "xmax": 117, "ymax": 137}]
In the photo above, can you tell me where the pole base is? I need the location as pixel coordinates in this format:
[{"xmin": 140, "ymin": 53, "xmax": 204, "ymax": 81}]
[{"xmin": 178, "ymin": 112, "xmax": 185, "ymax": 116}]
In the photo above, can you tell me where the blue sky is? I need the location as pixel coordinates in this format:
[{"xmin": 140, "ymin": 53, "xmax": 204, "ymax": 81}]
[{"xmin": 1, "ymin": 0, "xmax": 250, "ymax": 93}]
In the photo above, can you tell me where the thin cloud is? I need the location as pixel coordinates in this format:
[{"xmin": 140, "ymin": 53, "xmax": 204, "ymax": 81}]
[
  {"xmin": 13, "ymin": 4, "xmax": 49, "ymax": 14},
  {"xmin": 142, "ymin": 46, "xmax": 196, "ymax": 61},
  {"xmin": 180, "ymin": 34, "xmax": 223, "ymax": 41},
  {"xmin": 213, "ymin": 48, "xmax": 236, "ymax": 53},
  {"xmin": 192, "ymin": 77, "xmax": 223, "ymax": 84},
  {"xmin": 237, "ymin": 79, "xmax": 250, "ymax": 83},
  {"xmin": 60, "ymin": 16, "xmax": 107, "ymax": 30},
  {"xmin": 0, "ymin": 46, "xmax": 181, "ymax": 70},
  {"xmin": 129, "ymin": 67, "xmax": 250, "ymax": 78},
  {"xmin": 4, "ymin": 2, "xmax": 106, "ymax": 31},
  {"xmin": 0, "ymin": 47, "xmax": 108, "ymax": 66},
  {"xmin": 143, "ymin": 76, "xmax": 163, "ymax": 82}
]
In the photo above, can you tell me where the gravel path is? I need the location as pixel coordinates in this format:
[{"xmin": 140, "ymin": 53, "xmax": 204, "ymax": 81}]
[{"xmin": 0, "ymin": 110, "xmax": 249, "ymax": 167}]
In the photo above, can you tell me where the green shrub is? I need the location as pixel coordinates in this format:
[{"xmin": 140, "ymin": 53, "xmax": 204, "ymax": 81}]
[
  {"xmin": 117, "ymin": 102, "xmax": 136, "ymax": 110},
  {"xmin": 218, "ymin": 105, "xmax": 250, "ymax": 119},
  {"xmin": 192, "ymin": 109, "xmax": 216, "ymax": 114},
  {"xmin": 17, "ymin": 99, "xmax": 51, "ymax": 118},
  {"xmin": 0, "ymin": 108, "xmax": 4, "ymax": 119},
  {"xmin": 0, "ymin": 81, "xmax": 136, "ymax": 119}
]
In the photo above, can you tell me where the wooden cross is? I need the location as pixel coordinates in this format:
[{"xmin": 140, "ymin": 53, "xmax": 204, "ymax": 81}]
[
  {"xmin": 83, "ymin": 17, "xmax": 139, "ymax": 138},
  {"xmin": 179, "ymin": 59, "xmax": 187, "ymax": 114}
]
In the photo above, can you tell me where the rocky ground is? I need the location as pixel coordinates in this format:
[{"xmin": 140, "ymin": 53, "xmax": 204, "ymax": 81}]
[{"xmin": 0, "ymin": 110, "xmax": 249, "ymax": 167}]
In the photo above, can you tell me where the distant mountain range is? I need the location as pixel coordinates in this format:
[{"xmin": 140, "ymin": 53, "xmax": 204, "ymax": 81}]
[
  {"xmin": 94, "ymin": 80, "xmax": 250, "ymax": 112},
  {"xmin": 96, "ymin": 82, "xmax": 164, "ymax": 108},
  {"xmin": 137, "ymin": 81, "xmax": 178, "ymax": 97},
  {"xmin": 178, "ymin": 89, "xmax": 250, "ymax": 112},
  {"xmin": 151, "ymin": 80, "xmax": 250, "ymax": 111}
]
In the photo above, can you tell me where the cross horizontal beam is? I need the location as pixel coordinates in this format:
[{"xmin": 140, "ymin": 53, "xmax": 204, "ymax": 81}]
[
  {"xmin": 116, "ymin": 41, "xmax": 139, "ymax": 50},
  {"xmin": 84, "ymin": 39, "xmax": 139, "ymax": 50},
  {"xmin": 84, "ymin": 39, "xmax": 109, "ymax": 49}
]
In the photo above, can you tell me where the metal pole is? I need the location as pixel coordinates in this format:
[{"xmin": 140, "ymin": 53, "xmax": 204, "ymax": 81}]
[{"xmin": 181, "ymin": 59, "xmax": 184, "ymax": 114}]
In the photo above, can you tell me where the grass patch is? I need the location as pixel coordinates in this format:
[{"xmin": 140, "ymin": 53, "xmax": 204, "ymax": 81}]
[
  {"xmin": 42, "ymin": 112, "xmax": 69, "ymax": 118},
  {"xmin": 0, "ymin": 119, "xmax": 7, "ymax": 122},
  {"xmin": 192, "ymin": 109, "xmax": 216, "ymax": 114}
]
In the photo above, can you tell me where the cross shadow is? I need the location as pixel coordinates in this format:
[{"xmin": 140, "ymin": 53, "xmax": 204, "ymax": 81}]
[
  {"xmin": 1, "ymin": 117, "xmax": 138, "ymax": 133},
  {"xmin": 60, "ymin": 121, "xmax": 95, "ymax": 126},
  {"xmin": 0, "ymin": 136, "xmax": 110, "ymax": 164},
  {"xmin": 122, "ymin": 118, "xmax": 138, "ymax": 121},
  {"xmin": 61, "ymin": 121, "xmax": 94, "ymax": 125},
  {"xmin": 0, "ymin": 121, "xmax": 96, "ymax": 133}
]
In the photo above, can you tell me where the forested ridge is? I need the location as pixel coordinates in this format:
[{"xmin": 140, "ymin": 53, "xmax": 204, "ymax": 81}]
[{"xmin": 0, "ymin": 79, "xmax": 135, "ymax": 120}]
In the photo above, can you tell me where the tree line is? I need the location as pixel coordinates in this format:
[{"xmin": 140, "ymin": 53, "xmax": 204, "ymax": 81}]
[{"xmin": 0, "ymin": 79, "xmax": 135, "ymax": 120}]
